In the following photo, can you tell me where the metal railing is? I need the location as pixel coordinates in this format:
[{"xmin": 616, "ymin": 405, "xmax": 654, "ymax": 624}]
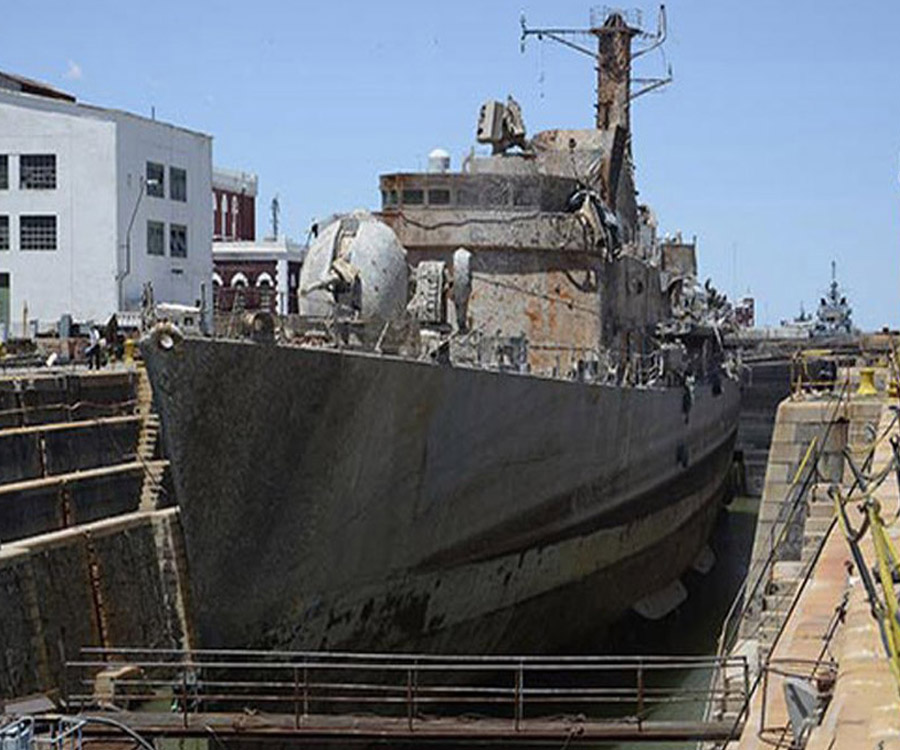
[
  {"xmin": 758, "ymin": 657, "xmax": 837, "ymax": 750},
  {"xmin": 718, "ymin": 379, "xmax": 850, "ymax": 653},
  {"xmin": 65, "ymin": 647, "xmax": 748, "ymax": 736},
  {"xmin": 703, "ymin": 383, "xmax": 850, "ymax": 739},
  {"xmin": 0, "ymin": 717, "xmax": 87, "ymax": 750},
  {"xmin": 713, "ymin": 432, "xmax": 822, "ymax": 666},
  {"xmin": 789, "ymin": 350, "xmax": 854, "ymax": 398}
]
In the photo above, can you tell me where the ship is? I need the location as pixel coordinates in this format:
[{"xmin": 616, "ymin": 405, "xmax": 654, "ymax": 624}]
[
  {"xmin": 767, "ymin": 261, "xmax": 856, "ymax": 340},
  {"xmin": 812, "ymin": 260, "xmax": 855, "ymax": 336},
  {"xmin": 141, "ymin": 9, "xmax": 741, "ymax": 654}
]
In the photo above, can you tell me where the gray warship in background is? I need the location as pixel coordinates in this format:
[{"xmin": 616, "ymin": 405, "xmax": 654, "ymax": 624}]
[{"xmin": 142, "ymin": 9, "xmax": 741, "ymax": 654}]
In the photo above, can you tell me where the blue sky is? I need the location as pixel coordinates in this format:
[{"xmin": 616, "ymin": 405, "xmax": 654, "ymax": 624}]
[{"xmin": 3, "ymin": 0, "xmax": 898, "ymax": 328}]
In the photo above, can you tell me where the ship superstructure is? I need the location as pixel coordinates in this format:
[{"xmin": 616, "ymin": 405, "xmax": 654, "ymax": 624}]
[
  {"xmin": 141, "ymin": 8, "xmax": 741, "ymax": 654},
  {"xmin": 814, "ymin": 260, "xmax": 854, "ymax": 335}
]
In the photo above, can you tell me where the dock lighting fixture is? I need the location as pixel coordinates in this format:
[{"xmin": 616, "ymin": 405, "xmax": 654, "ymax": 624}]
[{"xmin": 118, "ymin": 176, "xmax": 161, "ymax": 311}]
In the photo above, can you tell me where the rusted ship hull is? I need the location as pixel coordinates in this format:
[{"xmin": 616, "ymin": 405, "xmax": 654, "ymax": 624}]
[{"xmin": 144, "ymin": 335, "xmax": 740, "ymax": 652}]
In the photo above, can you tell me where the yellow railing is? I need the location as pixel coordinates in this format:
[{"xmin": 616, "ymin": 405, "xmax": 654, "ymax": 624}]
[
  {"xmin": 834, "ymin": 436, "xmax": 900, "ymax": 693},
  {"xmin": 869, "ymin": 500, "xmax": 900, "ymax": 686}
]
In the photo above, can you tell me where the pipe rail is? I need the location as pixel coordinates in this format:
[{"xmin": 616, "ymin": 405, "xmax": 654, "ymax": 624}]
[{"xmin": 64, "ymin": 647, "xmax": 748, "ymax": 740}]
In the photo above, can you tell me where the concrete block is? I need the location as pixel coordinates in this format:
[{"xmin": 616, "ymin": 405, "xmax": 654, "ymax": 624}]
[
  {"xmin": 767, "ymin": 442, "xmax": 804, "ymax": 462},
  {"xmin": 847, "ymin": 401, "xmax": 884, "ymax": 421},
  {"xmin": 869, "ymin": 703, "xmax": 900, "ymax": 741},
  {"xmin": 757, "ymin": 503, "xmax": 785, "ymax": 522},
  {"xmin": 772, "ymin": 560, "xmax": 804, "ymax": 581},
  {"xmin": 785, "ymin": 401, "xmax": 840, "ymax": 423},
  {"xmin": 806, "ymin": 500, "xmax": 835, "ymax": 520},
  {"xmin": 771, "ymin": 422, "xmax": 798, "ymax": 443},
  {"xmin": 804, "ymin": 516, "xmax": 834, "ymax": 536},
  {"xmin": 762, "ymin": 481, "xmax": 790, "ymax": 505},
  {"xmin": 764, "ymin": 463, "xmax": 791, "ymax": 483}
]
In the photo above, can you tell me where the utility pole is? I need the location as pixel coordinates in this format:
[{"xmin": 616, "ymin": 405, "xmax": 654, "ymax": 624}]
[
  {"xmin": 118, "ymin": 176, "xmax": 159, "ymax": 312},
  {"xmin": 271, "ymin": 195, "xmax": 280, "ymax": 240}
]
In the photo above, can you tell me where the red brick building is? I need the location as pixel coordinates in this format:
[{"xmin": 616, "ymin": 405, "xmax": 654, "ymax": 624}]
[
  {"xmin": 211, "ymin": 167, "xmax": 305, "ymax": 315},
  {"xmin": 213, "ymin": 167, "xmax": 257, "ymax": 241},
  {"xmin": 212, "ymin": 238, "xmax": 305, "ymax": 315}
]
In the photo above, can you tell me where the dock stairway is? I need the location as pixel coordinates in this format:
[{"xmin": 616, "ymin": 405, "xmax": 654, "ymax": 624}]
[{"xmin": 135, "ymin": 367, "xmax": 169, "ymax": 510}]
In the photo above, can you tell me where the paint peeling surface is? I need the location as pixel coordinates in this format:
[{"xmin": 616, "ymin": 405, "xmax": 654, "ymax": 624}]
[{"xmin": 142, "ymin": 9, "xmax": 742, "ymax": 654}]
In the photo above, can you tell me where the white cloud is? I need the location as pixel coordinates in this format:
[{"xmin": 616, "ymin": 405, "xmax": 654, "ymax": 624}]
[{"xmin": 63, "ymin": 60, "xmax": 82, "ymax": 81}]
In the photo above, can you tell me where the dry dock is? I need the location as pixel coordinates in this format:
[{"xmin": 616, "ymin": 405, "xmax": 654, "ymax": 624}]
[
  {"xmin": 715, "ymin": 356, "xmax": 900, "ymax": 749},
  {"xmin": 9, "ymin": 348, "xmax": 900, "ymax": 749},
  {"xmin": 0, "ymin": 366, "xmax": 193, "ymax": 700}
]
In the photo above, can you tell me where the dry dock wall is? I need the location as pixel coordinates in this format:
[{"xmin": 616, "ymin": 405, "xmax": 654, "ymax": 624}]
[
  {"xmin": 730, "ymin": 383, "xmax": 900, "ymax": 749},
  {"xmin": 751, "ymin": 398, "xmax": 847, "ymax": 565},
  {"xmin": 735, "ymin": 360, "xmax": 792, "ymax": 496},
  {"xmin": 0, "ymin": 463, "xmax": 155, "ymax": 544},
  {"xmin": 0, "ymin": 371, "xmax": 138, "ymax": 428},
  {"xmin": 0, "ymin": 366, "xmax": 183, "ymax": 702},
  {"xmin": 0, "ymin": 509, "xmax": 191, "ymax": 699}
]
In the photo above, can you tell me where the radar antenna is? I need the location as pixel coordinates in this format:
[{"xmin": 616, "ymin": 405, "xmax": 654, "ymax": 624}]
[{"xmin": 520, "ymin": 5, "xmax": 672, "ymax": 130}]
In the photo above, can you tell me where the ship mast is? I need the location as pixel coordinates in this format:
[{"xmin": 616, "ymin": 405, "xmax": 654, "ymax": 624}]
[
  {"xmin": 594, "ymin": 13, "xmax": 636, "ymax": 132},
  {"xmin": 521, "ymin": 5, "xmax": 671, "ymax": 132}
]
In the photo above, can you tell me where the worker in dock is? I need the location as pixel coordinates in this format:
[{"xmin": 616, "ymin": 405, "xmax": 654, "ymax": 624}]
[
  {"xmin": 85, "ymin": 326, "xmax": 105, "ymax": 370},
  {"xmin": 105, "ymin": 313, "xmax": 121, "ymax": 363}
]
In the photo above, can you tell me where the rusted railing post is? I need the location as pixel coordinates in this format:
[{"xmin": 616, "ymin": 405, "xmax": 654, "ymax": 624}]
[
  {"xmin": 293, "ymin": 666, "xmax": 300, "ymax": 729},
  {"xmin": 406, "ymin": 668, "xmax": 414, "ymax": 731},
  {"xmin": 636, "ymin": 660, "xmax": 644, "ymax": 729},
  {"xmin": 514, "ymin": 661, "xmax": 524, "ymax": 731},
  {"xmin": 181, "ymin": 667, "xmax": 188, "ymax": 729},
  {"xmin": 303, "ymin": 665, "xmax": 309, "ymax": 720},
  {"xmin": 742, "ymin": 657, "xmax": 750, "ymax": 717},
  {"xmin": 412, "ymin": 659, "xmax": 418, "ymax": 721}
]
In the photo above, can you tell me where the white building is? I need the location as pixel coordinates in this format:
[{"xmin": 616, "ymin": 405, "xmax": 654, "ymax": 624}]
[{"xmin": 0, "ymin": 73, "xmax": 212, "ymax": 335}]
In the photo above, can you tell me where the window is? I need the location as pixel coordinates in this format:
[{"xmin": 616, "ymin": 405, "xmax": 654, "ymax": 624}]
[
  {"xmin": 220, "ymin": 194, "xmax": 228, "ymax": 236},
  {"xmin": 147, "ymin": 220, "xmax": 165, "ymax": 255},
  {"xmin": 146, "ymin": 162, "xmax": 164, "ymax": 197},
  {"xmin": 427, "ymin": 188, "xmax": 451, "ymax": 206},
  {"xmin": 401, "ymin": 189, "xmax": 424, "ymax": 205},
  {"xmin": 20, "ymin": 216, "xmax": 57, "ymax": 250},
  {"xmin": 457, "ymin": 186, "xmax": 480, "ymax": 206},
  {"xmin": 20, "ymin": 154, "xmax": 56, "ymax": 190},
  {"xmin": 170, "ymin": 223, "xmax": 187, "ymax": 258},
  {"xmin": 170, "ymin": 167, "xmax": 187, "ymax": 202},
  {"xmin": 0, "ymin": 216, "xmax": 8, "ymax": 250},
  {"xmin": 513, "ymin": 183, "xmax": 540, "ymax": 207},
  {"xmin": 0, "ymin": 156, "xmax": 7, "ymax": 190}
]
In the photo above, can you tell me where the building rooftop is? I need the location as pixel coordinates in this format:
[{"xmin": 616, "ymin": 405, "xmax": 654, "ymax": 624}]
[
  {"xmin": 213, "ymin": 167, "xmax": 259, "ymax": 196},
  {"xmin": 0, "ymin": 68, "xmax": 211, "ymax": 140},
  {"xmin": 213, "ymin": 237, "xmax": 306, "ymax": 261},
  {"xmin": 0, "ymin": 71, "xmax": 75, "ymax": 102}
]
